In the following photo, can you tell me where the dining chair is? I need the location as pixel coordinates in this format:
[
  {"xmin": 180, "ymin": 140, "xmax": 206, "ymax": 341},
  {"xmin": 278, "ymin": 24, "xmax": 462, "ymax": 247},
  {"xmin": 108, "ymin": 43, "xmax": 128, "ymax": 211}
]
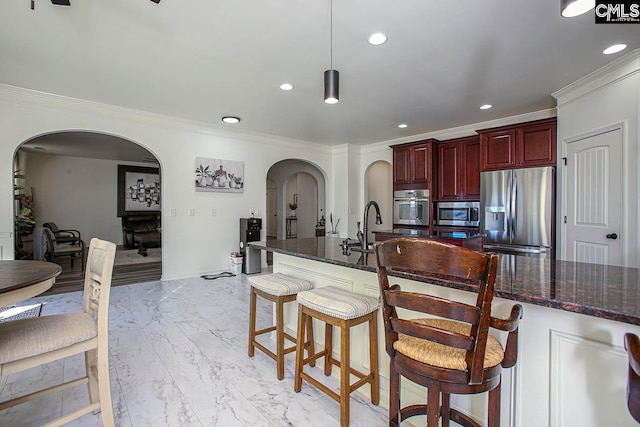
[
  {"xmin": 0, "ymin": 238, "xmax": 117, "ymax": 426},
  {"xmin": 624, "ymin": 332, "xmax": 640, "ymax": 423},
  {"xmin": 374, "ymin": 237, "xmax": 523, "ymax": 427}
]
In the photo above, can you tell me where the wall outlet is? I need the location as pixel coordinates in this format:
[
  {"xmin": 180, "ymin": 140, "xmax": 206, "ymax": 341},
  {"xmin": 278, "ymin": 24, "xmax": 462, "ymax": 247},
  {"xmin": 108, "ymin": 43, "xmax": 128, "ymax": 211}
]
[
  {"xmin": 169, "ymin": 208, "xmax": 176, "ymax": 217},
  {"xmin": 250, "ymin": 208, "xmax": 255, "ymax": 216},
  {"xmin": 188, "ymin": 208, "xmax": 195, "ymax": 217},
  {"xmin": 211, "ymin": 208, "xmax": 217, "ymax": 217}
]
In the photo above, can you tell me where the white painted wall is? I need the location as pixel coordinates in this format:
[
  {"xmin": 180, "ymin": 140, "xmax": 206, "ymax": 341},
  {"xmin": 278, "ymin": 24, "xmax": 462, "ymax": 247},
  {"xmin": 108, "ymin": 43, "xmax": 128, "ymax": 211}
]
[
  {"xmin": 0, "ymin": 85, "xmax": 335, "ymax": 279},
  {"xmin": 553, "ymin": 49, "xmax": 639, "ymax": 267}
]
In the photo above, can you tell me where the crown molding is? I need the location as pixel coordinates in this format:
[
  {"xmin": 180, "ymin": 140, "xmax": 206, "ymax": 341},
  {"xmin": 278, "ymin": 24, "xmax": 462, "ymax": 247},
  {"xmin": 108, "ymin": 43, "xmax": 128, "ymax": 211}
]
[
  {"xmin": 552, "ymin": 49, "xmax": 640, "ymax": 106},
  {"xmin": 0, "ymin": 84, "xmax": 333, "ymax": 155}
]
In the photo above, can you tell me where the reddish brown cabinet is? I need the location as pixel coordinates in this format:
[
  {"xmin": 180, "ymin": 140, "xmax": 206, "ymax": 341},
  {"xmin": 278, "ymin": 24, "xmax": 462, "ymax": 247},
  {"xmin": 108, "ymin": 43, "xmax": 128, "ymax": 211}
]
[
  {"xmin": 478, "ymin": 118, "xmax": 556, "ymax": 171},
  {"xmin": 392, "ymin": 139, "xmax": 437, "ymax": 190},
  {"xmin": 436, "ymin": 136, "xmax": 480, "ymax": 200}
]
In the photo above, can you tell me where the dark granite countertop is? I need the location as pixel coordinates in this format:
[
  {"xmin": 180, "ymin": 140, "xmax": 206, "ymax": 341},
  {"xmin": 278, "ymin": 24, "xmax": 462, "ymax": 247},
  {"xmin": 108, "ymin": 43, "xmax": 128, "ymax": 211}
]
[
  {"xmin": 373, "ymin": 229, "xmax": 483, "ymax": 240},
  {"xmin": 249, "ymin": 236, "xmax": 640, "ymax": 326}
]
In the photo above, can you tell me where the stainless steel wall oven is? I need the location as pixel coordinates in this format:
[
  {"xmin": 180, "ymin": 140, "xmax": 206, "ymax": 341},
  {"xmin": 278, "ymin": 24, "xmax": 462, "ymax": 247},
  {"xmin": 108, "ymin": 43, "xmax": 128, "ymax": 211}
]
[{"xmin": 393, "ymin": 189, "xmax": 429, "ymax": 226}]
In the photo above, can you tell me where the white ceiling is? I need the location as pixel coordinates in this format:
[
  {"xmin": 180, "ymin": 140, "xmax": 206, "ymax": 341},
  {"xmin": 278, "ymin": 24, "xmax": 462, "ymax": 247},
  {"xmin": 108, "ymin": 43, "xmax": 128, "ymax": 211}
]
[{"xmin": 3, "ymin": 0, "xmax": 639, "ymax": 160}]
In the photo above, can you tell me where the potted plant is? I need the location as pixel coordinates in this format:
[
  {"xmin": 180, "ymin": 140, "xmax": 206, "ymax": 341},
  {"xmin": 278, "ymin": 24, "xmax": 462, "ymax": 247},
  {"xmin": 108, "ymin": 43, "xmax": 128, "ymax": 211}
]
[
  {"xmin": 328, "ymin": 212, "xmax": 340, "ymax": 235},
  {"xmin": 316, "ymin": 210, "xmax": 326, "ymax": 236},
  {"xmin": 14, "ymin": 170, "xmax": 35, "ymax": 258}
]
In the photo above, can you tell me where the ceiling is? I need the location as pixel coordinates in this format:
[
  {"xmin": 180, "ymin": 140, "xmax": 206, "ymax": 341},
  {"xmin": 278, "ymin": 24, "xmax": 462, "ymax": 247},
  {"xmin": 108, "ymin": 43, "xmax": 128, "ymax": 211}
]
[{"xmin": 3, "ymin": 0, "xmax": 639, "ymax": 160}]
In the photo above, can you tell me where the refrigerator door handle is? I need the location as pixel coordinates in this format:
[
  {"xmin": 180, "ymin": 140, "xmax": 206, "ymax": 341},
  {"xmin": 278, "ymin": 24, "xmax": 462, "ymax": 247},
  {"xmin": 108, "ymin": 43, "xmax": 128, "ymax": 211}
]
[{"xmin": 511, "ymin": 173, "xmax": 517, "ymax": 240}]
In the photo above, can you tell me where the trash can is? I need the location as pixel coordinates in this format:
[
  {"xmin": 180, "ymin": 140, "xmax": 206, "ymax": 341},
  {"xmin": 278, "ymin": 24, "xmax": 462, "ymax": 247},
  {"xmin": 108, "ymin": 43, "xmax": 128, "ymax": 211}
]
[{"xmin": 229, "ymin": 254, "xmax": 243, "ymax": 275}]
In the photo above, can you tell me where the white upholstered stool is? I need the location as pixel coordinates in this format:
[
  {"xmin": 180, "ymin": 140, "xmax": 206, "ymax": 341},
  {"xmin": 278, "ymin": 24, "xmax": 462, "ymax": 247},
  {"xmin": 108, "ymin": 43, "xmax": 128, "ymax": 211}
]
[
  {"xmin": 294, "ymin": 286, "xmax": 380, "ymax": 427},
  {"xmin": 248, "ymin": 273, "xmax": 315, "ymax": 380}
]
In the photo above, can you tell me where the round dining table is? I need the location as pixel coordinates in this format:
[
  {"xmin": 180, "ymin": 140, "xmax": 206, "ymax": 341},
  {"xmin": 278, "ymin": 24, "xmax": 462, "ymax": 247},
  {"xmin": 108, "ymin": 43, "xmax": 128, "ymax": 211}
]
[{"xmin": 0, "ymin": 260, "xmax": 62, "ymax": 308}]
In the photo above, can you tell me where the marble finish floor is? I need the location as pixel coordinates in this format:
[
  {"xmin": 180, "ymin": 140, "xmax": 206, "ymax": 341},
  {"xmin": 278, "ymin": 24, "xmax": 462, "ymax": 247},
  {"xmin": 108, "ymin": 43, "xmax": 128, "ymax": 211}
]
[{"xmin": 0, "ymin": 274, "xmax": 388, "ymax": 426}]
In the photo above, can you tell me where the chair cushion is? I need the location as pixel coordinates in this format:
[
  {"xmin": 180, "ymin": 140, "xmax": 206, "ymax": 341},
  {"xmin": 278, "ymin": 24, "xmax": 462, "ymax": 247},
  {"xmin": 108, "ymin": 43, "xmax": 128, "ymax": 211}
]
[
  {"xmin": 393, "ymin": 318, "xmax": 504, "ymax": 370},
  {"xmin": 297, "ymin": 286, "xmax": 379, "ymax": 320},
  {"xmin": 0, "ymin": 312, "xmax": 97, "ymax": 364},
  {"xmin": 249, "ymin": 273, "xmax": 313, "ymax": 296}
]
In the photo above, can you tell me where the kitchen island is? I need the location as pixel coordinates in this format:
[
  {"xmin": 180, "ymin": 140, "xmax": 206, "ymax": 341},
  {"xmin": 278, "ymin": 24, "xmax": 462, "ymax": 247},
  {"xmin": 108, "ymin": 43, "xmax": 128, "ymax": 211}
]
[{"xmin": 249, "ymin": 236, "xmax": 640, "ymax": 427}]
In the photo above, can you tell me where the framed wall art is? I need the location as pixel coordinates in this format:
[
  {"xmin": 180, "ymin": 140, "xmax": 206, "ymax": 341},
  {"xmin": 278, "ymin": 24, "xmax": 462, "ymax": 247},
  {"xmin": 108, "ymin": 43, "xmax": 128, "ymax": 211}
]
[
  {"xmin": 195, "ymin": 157, "xmax": 244, "ymax": 193},
  {"xmin": 117, "ymin": 165, "xmax": 161, "ymax": 217}
]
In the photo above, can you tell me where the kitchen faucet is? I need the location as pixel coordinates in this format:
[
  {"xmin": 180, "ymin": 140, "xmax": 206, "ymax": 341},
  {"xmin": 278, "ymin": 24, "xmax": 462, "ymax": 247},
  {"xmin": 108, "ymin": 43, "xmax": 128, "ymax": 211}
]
[{"xmin": 359, "ymin": 200, "xmax": 383, "ymax": 252}]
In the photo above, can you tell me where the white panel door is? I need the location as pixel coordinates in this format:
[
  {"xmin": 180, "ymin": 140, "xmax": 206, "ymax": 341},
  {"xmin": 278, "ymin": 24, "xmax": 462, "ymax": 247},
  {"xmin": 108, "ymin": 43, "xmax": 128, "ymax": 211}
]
[{"xmin": 563, "ymin": 127, "xmax": 622, "ymax": 265}]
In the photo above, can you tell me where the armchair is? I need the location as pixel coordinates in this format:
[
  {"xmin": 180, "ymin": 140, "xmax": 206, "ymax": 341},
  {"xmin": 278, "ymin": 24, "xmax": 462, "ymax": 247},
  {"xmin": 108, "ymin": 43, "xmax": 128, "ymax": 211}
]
[
  {"xmin": 40, "ymin": 226, "xmax": 86, "ymax": 271},
  {"xmin": 43, "ymin": 222, "xmax": 82, "ymax": 245},
  {"xmin": 122, "ymin": 213, "xmax": 161, "ymax": 256}
]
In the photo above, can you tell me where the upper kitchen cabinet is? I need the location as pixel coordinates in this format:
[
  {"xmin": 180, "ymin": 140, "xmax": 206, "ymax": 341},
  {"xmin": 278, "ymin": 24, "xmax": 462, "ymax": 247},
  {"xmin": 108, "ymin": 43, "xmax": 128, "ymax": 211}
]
[
  {"xmin": 478, "ymin": 118, "xmax": 557, "ymax": 171},
  {"xmin": 392, "ymin": 139, "xmax": 438, "ymax": 190},
  {"xmin": 436, "ymin": 135, "xmax": 480, "ymax": 200}
]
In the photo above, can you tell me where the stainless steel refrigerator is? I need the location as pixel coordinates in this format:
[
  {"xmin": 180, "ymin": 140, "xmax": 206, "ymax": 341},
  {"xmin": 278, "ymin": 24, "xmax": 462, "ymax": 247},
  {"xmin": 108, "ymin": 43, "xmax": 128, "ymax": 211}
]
[{"xmin": 479, "ymin": 166, "xmax": 555, "ymax": 257}]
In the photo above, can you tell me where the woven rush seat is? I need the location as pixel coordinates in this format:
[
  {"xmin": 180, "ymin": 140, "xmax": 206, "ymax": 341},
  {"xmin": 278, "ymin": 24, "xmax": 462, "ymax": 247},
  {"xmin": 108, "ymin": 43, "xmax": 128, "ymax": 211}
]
[
  {"xmin": 394, "ymin": 318, "xmax": 504, "ymax": 370},
  {"xmin": 249, "ymin": 273, "xmax": 313, "ymax": 296},
  {"xmin": 248, "ymin": 273, "xmax": 315, "ymax": 380},
  {"xmin": 294, "ymin": 286, "xmax": 380, "ymax": 427}
]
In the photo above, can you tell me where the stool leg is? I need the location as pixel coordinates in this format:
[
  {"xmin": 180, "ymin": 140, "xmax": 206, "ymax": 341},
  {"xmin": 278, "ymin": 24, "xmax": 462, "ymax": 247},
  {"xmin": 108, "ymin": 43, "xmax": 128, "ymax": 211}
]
[
  {"xmin": 294, "ymin": 306, "xmax": 306, "ymax": 393},
  {"xmin": 368, "ymin": 313, "xmax": 380, "ymax": 405},
  {"xmin": 306, "ymin": 315, "xmax": 316, "ymax": 368},
  {"xmin": 248, "ymin": 287, "xmax": 257, "ymax": 357},
  {"xmin": 488, "ymin": 381, "xmax": 501, "ymax": 427},
  {"xmin": 324, "ymin": 322, "xmax": 333, "ymax": 376},
  {"xmin": 276, "ymin": 297, "xmax": 285, "ymax": 380},
  {"xmin": 441, "ymin": 393, "xmax": 451, "ymax": 426},
  {"xmin": 389, "ymin": 362, "xmax": 400, "ymax": 427},
  {"xmin": 340, "ymin": 321, "xmax": 350, "ymax": 427},
  {"xmin": 426, "ymin": 379, "xmax": 441, "ymax": 427}
]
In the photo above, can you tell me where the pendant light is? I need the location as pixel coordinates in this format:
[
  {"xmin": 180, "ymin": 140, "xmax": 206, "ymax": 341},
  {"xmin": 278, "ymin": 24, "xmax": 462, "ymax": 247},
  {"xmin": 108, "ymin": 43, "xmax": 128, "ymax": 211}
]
[
  {"xmin": 560, "ymin": 0, "xmax": 595, "ymax": 17},
  {"xmin": 324, "ymin": 0, "xmax": 339, "ymax": 104}
]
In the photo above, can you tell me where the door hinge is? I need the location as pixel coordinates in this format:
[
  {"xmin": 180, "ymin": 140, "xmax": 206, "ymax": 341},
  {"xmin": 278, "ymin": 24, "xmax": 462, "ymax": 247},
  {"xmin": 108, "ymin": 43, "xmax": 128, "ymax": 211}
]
[
  {"xmin": 564, "ymin": 216, "xmax": 567, "ymax": 224},
  {"xmin": 562, "ymin": 157, "xmax": 567, "ymax": 166}
]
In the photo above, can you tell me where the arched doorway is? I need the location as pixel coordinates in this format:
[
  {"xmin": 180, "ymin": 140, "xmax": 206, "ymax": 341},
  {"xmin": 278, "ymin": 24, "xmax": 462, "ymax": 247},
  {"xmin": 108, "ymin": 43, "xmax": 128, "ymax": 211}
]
[
  {"xmin": 13, "ymin": 131, "xmax": 162, "ymax": 292},
  {"xmin": 266, "ymin": 159, "xmax": 326, "ymax": 240},
  {"xmin": 364, "ymin": 160, "xmax": 392, "ymax": 243}
]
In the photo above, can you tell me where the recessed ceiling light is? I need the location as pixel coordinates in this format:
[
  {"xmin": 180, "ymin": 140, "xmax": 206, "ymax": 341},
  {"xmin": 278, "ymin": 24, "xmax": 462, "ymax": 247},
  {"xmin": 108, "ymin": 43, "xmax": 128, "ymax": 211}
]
[
  {"xmin": 398, "ymin": 123, "xmax": 408, "ymax": 129},
  {"xmin": 280, "ymin": 83, "xmax": 294, "ymax": 91},
  {"xmin": 603, "ymin": 44, "xmax": 627, "ymax": 55},
  {"xmin": 561, "ymin": 0, "xmax": 595, "ymax": 17},
  {"xmin": 480, "ymin": 104, "xmax": 492, "ymax": 110},
  {"xmin": 368, "ymin": 33, "xmax": 387, "ymax": 46},
  {"xmin": 221, "ymin": 116, "xmax": 240, "ymax": 124}
]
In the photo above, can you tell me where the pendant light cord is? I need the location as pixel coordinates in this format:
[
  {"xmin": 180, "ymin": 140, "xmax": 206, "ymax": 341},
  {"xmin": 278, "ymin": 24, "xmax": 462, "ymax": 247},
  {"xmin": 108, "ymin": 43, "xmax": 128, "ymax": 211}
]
[{"xmin": 330, "ymin": 0, "xmax": 333, "ymax": 70}]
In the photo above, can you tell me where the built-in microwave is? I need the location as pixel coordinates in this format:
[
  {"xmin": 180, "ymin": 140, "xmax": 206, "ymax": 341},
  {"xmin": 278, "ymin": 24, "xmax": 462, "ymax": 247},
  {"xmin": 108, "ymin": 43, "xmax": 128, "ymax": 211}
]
[
  {"xmin": 436, "ymin": 201, "xmax": 480, "ymax": 227},
  {"xmin": 393, "ymin": 189, "xmax": 429, "ymax": 226}
]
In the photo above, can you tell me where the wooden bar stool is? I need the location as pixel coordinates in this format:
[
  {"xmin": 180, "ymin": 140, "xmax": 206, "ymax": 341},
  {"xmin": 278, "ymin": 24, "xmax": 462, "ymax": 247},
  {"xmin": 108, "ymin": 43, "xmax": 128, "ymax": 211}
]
[
  {"xmin": 375, "ymin": 238, "xmax": 523, "ymax": 427},
  {"xmin": 294, "ymin": 286, "xmax": 380, "ymax": 427},
  {"xmin": 248, "ymin": 273, "xmax": 314, "ymax": 380}
]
